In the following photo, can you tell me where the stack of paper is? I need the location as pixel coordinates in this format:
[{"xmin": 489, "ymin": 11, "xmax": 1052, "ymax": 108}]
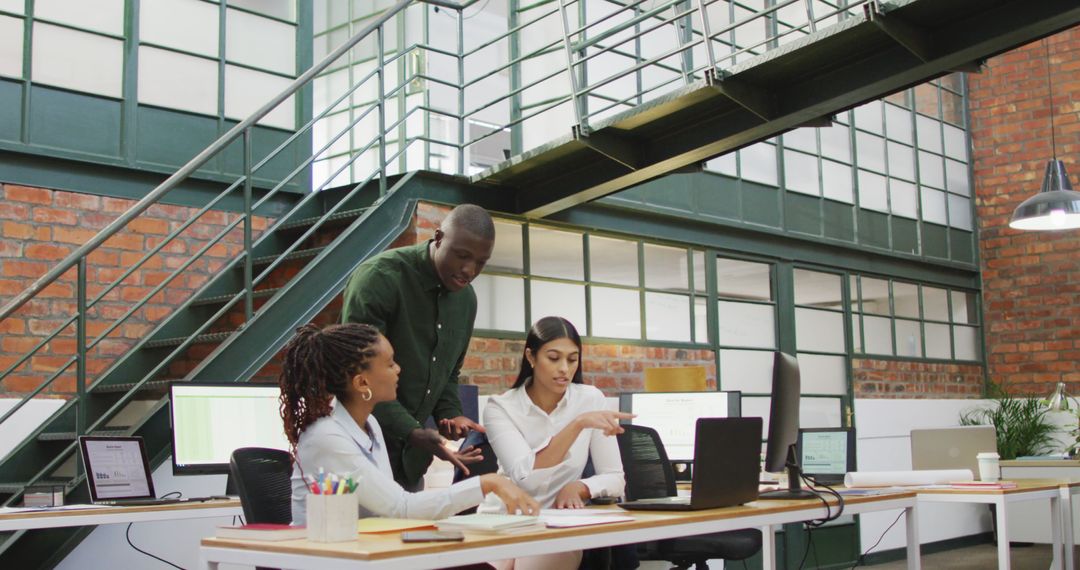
[
  {"xmin": 436, "ymin": 514, "xmax": 545, "ymax": 535},
  {"xmin": 538, "ymin": 509, "xmax": 634, "ymax": 528}
]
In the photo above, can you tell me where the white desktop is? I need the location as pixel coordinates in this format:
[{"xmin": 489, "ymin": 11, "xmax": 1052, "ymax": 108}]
[{"xmin": 618, "ymin": 391, "xmax": 740, "ymax": 461}]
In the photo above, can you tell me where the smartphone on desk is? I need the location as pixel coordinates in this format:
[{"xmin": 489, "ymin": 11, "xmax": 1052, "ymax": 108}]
[{"xmin": 401, "ymin": 530, "xmax": 465, "ymax": 543}]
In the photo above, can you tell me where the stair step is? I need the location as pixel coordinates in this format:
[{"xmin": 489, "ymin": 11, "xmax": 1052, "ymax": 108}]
[
  {"xmin": 0, "ymin": 479, "xmax": 73, "ymax": 494},
  {"xmin": 93, "ymin": 379, "xmax": 177, "ymax": 394},
  {"xmin": 277, "ymin": 208, "xmax": 368, "ymax": 231},
  {"xmin": 251, "ymin": 247, "xmax": 324, "ymax": 267},
  {"xmin": 37, "ymin": 429, "xmax": 131, "ymax": 442},
  {"xmin": 144, "ymin": 330, "xmax": 235, "ymax": 349},
  {"xmin": 191, "ymin": 287, "xmax": 281, "ymax": 307}
]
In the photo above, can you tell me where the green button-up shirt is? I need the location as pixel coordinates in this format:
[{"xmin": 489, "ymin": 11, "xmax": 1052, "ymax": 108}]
[{"xmin": 341, "ymin": 241, "xmax": 476, "ymax": 487}]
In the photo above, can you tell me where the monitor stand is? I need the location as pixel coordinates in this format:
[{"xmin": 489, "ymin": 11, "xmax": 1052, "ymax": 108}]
[{"xmin": 758, "ymin": 445, "xmax": 817, "ymax": 500}]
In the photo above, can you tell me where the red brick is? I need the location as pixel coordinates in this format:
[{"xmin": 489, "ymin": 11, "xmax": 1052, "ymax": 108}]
[
  {"xmin": 32, "ymin": 207, "xmax": 78, "ymax": 225},
  {"xmin": 5, "ymin": 185, "xmax": 53, "ymax": 205},
  {"xmin": 25, "ymin": 243, "xmax": 72, "ymax": 261}
]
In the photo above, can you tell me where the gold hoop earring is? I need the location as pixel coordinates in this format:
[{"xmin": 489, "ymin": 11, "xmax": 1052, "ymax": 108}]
[{"xmin": 360, "ymin": 387, "xmax": 373, "ymax": 401}]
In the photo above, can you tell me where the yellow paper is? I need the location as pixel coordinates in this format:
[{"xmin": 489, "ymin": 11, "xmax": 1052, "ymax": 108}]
[{"xmin": 356, "ymin": 518, "xmax": 436, "ymax": 534}]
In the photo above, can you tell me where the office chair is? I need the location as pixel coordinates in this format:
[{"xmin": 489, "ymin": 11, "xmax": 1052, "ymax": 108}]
[
  {"xmin": 229, "ymin": 447, "xmax": 293, "ymax": 525},
  {"xmin": 643, "ymin": 366, "xmax": 708, "ymax": 393},
  {"xmin": 617, "ymin": 425, "xmax": 762, "ymax": 570}
]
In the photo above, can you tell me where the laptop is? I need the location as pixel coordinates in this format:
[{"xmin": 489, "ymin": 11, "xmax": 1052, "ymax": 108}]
[
  {"xmin": 618, "ymin": 417, "xmax": 762, "ymax": 511},
  {"xmin": 910, "ymin": 426, "xmax": 997, "ymax": 479},
  {"xmin": 79, "ymin": 436, "xmax": 185, "ymax": 506}
]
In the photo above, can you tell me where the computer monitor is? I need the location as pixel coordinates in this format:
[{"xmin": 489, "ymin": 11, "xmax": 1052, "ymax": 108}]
[
  {"xmin": 798, "ymin": 427, "xmax": 856, "ymax": 485},
  {"xmin": 618, "ymin": 391, "xmax": 741, "ymax": 462},
  {"xmin": 759, "ymin": 351, "xmax": 816, "ymax": 500},
  {"xmin": 169, "ymin": 382, "xmax": 290, "ymax": 476}
]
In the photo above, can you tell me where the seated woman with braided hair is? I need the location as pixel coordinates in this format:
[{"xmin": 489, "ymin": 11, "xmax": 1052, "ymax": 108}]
[{"xmin": 282, "ymin": 323, "xmax": 538, "ymax": 524}]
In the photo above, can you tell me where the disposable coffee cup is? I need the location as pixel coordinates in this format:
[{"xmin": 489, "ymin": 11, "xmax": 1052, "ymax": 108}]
[
  {"xmin": 306, "ymin": 492, "xmax": 360, "ymax": 542},
  {"xmin": 976, "ymin": 452, "xmax": 1000, "ymax": 482}
]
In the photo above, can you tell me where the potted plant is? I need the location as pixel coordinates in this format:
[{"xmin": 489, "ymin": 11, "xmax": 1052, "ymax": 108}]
[{"xmin": 959, "ymin": 385, "xmax": 1057, "ymax": 459}]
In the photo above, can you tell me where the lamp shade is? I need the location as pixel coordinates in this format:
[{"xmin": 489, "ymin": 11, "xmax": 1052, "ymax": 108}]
[{"xmin": 1009, "ymin": 160, "xmax": 1080, "ymax": 230}]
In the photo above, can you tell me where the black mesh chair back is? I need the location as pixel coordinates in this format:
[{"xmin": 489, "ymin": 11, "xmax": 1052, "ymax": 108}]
[
  {"xmin": 453, "ymin": 431, "xmax": 499, "ymax": 483},
  {"xmin": 617, "ymin": 424, "xmax": 678, "ymax": 501},
  {"xmin": 229, "ymin": 447, "xmax": 293, "ymax": 524}
]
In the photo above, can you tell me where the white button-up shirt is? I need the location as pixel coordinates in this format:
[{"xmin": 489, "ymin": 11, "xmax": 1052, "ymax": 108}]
[
  {"xmin": 480, "ymin": 382, "xmax": 624, "ymax": 511},
  {"xmin": 290, "ymin": 402, "xmax": 483, "ymax": 525}
]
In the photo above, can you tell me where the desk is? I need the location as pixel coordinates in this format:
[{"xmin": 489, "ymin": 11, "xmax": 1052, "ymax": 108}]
[
  {"xmin": 1001, "ymin": 461, "xmax": 1080, "ymax": 546},
  {"xmin": 199, "ymin": 493, "xmax": 920, "ymax": 570},
  {"xmin": 0, "ymin": 500, "xmax": 242, "ymax": 532},
  {"xmin": 916, "ymin": 480, "xmax": 1064, "ymax": 570}
]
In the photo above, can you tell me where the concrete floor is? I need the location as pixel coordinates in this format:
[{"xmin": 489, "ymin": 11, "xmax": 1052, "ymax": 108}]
[{"xmin": 869, "ymin": 543, "xmax": 1075, "ymax": 570}]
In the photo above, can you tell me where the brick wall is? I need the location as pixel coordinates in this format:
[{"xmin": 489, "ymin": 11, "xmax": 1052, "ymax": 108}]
[
  {"xmin": 968, "ymin": 30, "xmax": 1080, "ymax": 396},
  {"xmin": 852, "ymin": 359, "xmax": 984, "ymax": 398},
  {"xmin": 0, "ymin": 183, "xmax": 270, "ymax": 395}
]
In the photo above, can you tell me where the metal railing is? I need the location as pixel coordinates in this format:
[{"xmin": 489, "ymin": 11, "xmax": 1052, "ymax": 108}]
[{"xmin": 0, "ymin": 0, "xmax": 874, "ymax": 489}]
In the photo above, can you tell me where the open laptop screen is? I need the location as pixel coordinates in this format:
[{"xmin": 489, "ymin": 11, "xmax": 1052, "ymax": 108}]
[
  {"xmin": 619, "ymin": 391, "xmax": 741, "ymax": 461},
  {"xmin": 798, "ymin": 427, "xmax": 856, "ymax": 483},
  {"xmin": 79, "ymin": 436, "xmax": 156, "ymax": 502}
]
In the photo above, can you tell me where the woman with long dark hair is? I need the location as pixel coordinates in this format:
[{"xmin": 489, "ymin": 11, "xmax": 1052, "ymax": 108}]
[
  {"xmin": 279, "ymin": 323, "xmax": 537, "ymax": 525},
  {"xmin": 481, "ymin": 317, "xmax": 630, "ymax": 569}
]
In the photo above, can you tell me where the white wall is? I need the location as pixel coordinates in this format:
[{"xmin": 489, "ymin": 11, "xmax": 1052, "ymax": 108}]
[
  {"xmin": 0, "ymin": 398, "xmax": 66, "ymax": 461},
  {"xmin": 854, "ymin": 398, "xmax": 994, "ymax": 554}
]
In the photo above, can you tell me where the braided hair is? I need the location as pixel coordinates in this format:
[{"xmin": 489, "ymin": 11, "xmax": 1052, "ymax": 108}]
[{"xmin": 279, "ymin": 323, "xmax": 382, "ymax": 447}]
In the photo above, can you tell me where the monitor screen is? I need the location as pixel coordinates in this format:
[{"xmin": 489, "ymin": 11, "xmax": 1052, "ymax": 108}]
[
  {"xmin": 618, "ymin": 391, "xmax": 741, "ymax": 461},
  {"xmin": 799, "ymin": 428, "xmax": 854, "ymax": 476},
  {"xmin": 170, "ymin": 383, "xmax": 290, "ymax": 475}
]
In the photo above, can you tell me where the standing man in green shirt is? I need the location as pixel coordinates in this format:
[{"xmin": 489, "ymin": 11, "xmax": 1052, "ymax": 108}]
[{"xmin": 341, "ymin": 204, "xmax": 493, "ymax": 489}]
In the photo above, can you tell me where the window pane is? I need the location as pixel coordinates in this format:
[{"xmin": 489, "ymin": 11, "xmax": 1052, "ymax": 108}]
[
  {"xmin": 923, "ymin": 287, "xmax": 949, "ymax": 320},
  {"xmin": 822, "ymin": 160, "xmax": 853, "ymax": 203},
  {"xmin": 820, "ymin": 125, "xmax": 851, "ymax": 163},
  {"xmin": 863, "ymin": 315, "xmax": 893, "ymax": 355},
  {"xmin": 472, "ymin": 275, "xmax": 524, "ymax": 332},
  {"xmin": 914, "ymin": 83, "xmax": 938, "ymax": 118},
  {"xmin": 719, "ymin": 349, "xmax": 774, "ymax": 393},
  {"xmin": 0, "ymin": 15, "xmax": 23, "ymax": 78},
  {"xmin": 784, "ymin": 128, "xmax": 817, "ymax": 153},
  {"xmin": 716, "ymin": 258, "xmax": 772, "ymax": 301},
  {"xmin": 35, "ymin": 0, "xmax": 123, "ymax": 35},
  {"xmin": 854, "ymin": 101, "xmax": 883, "ymax": 134},
  {"xmin": 943, "ymin": 124, "xmax": 968, "ymax": 162},
  {"xmin": 224, "ymin": 65, "xmax": 295, "ymax": 129},
  {"xmin": 942, "ymin": 90, "xmax": 964, "ymax": 126},
  {"xmin": 954, "ymin": 325, "xmax": 980, "ymax": 360},
  {"xmin": 884, "ymin": 103, "xmax": 912, "ymax": 144},
  {"xmin": 887, "ymin": 142, "xmax": 914, "ymax": 181},
  {"xmin": 531, "ymin": 280, "xmax": 585, "ymax": 333},
  {"xmin": 918, "ymin": 151, "xmax": 945, "ymax": 188},
  {"xmin": 890, "ymin": 179, "xmax": 917, "ymax": 219},
  {"xmin": 798, "ymin": 353, "xmax": 847, "ymax": 394},
  {"xmin": 226, "ymin": 8, "xmax": 296, "ymax": 75},
  {"xmin": 921, "ymin": 188, "xmax": 947, "ymax": 225},
  {"xmin": 0, "ymin": 0, "xmax": 23, "ymax": 13},
  {"xmin": 138, "ymin": 47, "xmax": 219, "ymax": 115},
  {"xmin": 856, "ymin": 132, "xmax": 885, "ymax": 172},
  {"xmin": 893, "ymin": 282, "xmax": 919, "ymax": 318},
  {"xmin": 850, "ymin": 314, "xmax": 862, "ymax": 353},
  {"xmin": 895, "ymin": 319, "xmax": 922, "ymax": 357},
  {"xmin": 229, "ymin": 0, "xmax": 298, "ymax": 21},
  {"xmin": 643, "ymin": 244, "xmax": 688, "ymax": 291},
  {"xmin": 784, "ymin": 150, "xmax": 819, "ymax": 195},
  {"xmin": 860, "ymin": 277, "xmax": 890, "ymax": 315},
  {"xmin": 141, "ymin": 0, "xmax": 220, "ymax": 58},
  {"xmin": 529, "ymin": 227, "xmax": 583, "ymax": 280},
  {"xmin": 692, "ymin": 250, "xmax": 706, "ymax": 294},
  {"xmin": 645, "ymin": 292, "xmax": 691, "ymax": 342},
  {"xmin": 694, "ymin": 296, "xmax": 708, "ymax": 344},
  {"xmin": 741, "ymin": 142, "xmax": 778, "ymax": 186},
  {"xmin": 589, "ymin": 236, "xmax": 638, "ymax": 286},
  {"xmin": 796, "ymin": 308, "xmax": 845, "ymax": 353},
  {"xmin": 718, "ymin": 301, "xmax": 775, "ymax": 348},
  {"xmin": 488, "ymin": 220, "xmax": 523, "ymax": 273},
  {"xmin": 916, "ymin": 115, "xmax": 942, "ymax": 154},
  {"xmin": 591, "ymin": 286, "xmax": 640, "ymax": 339},
  {"xmin": 705, "ymin": 152, "xmax": 737, "ymax": 176},
  {"xmin": 951, "ymin": 291, "xmax": 978, "ymax": 324},
  {"xmin": 946, "ymin": 159, "xmax": 970, "ymax": 196},
  {"xmin": 925, "ymin": 323, "xmax": 951, "ymax": 359},
  {"xmin": 794, "ymin": 269, "xmax": 842, "ymax": 308},
  {"xmin": 949, "ymin": 195, "xmax": 973, "ymax": 231},
  {"xmin": 33, "ymin": 24, "xmax": 123, "ymax": 98},
  {"xmin": 857, "ymin": 170, "xmax": 888, "ymax": 213}
]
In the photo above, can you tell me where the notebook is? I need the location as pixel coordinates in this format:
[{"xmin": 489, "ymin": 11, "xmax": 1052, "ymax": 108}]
[
  {"xmin": 78, "ymin": 436, "xmax": 184, "ymax": 506},
  {"xmin": 618, "ymin": 417, "xmax": 762, "ymax": 511}
]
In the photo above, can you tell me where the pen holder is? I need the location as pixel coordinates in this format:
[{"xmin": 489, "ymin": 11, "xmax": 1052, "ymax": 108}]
[{"xmin": 306, "ymin": 492, "xmax": 360, "ymax": 542}]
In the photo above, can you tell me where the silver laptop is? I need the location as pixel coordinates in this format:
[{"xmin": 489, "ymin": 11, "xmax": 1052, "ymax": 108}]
[
  {"xmin": 910, "ymin": 426, "xmax": 997, "ymax": 479},
  {"xmin": 78, "ymin": 436, "xmax": 183, "ymax": 506}
]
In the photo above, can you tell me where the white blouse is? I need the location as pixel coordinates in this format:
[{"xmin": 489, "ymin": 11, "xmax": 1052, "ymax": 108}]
[
  {"xmin": 290, "ymin": 402, "xmax": 483, "ymax": 525},
  {"xmin": 480, "ymin": 382, "xmax": 624, "ymax": 511}
]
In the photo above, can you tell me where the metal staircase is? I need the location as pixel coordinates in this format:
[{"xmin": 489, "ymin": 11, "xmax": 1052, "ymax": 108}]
[{"xmin": 0, "ymin": 0, "xmax": 1079, "ymax": 566}]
